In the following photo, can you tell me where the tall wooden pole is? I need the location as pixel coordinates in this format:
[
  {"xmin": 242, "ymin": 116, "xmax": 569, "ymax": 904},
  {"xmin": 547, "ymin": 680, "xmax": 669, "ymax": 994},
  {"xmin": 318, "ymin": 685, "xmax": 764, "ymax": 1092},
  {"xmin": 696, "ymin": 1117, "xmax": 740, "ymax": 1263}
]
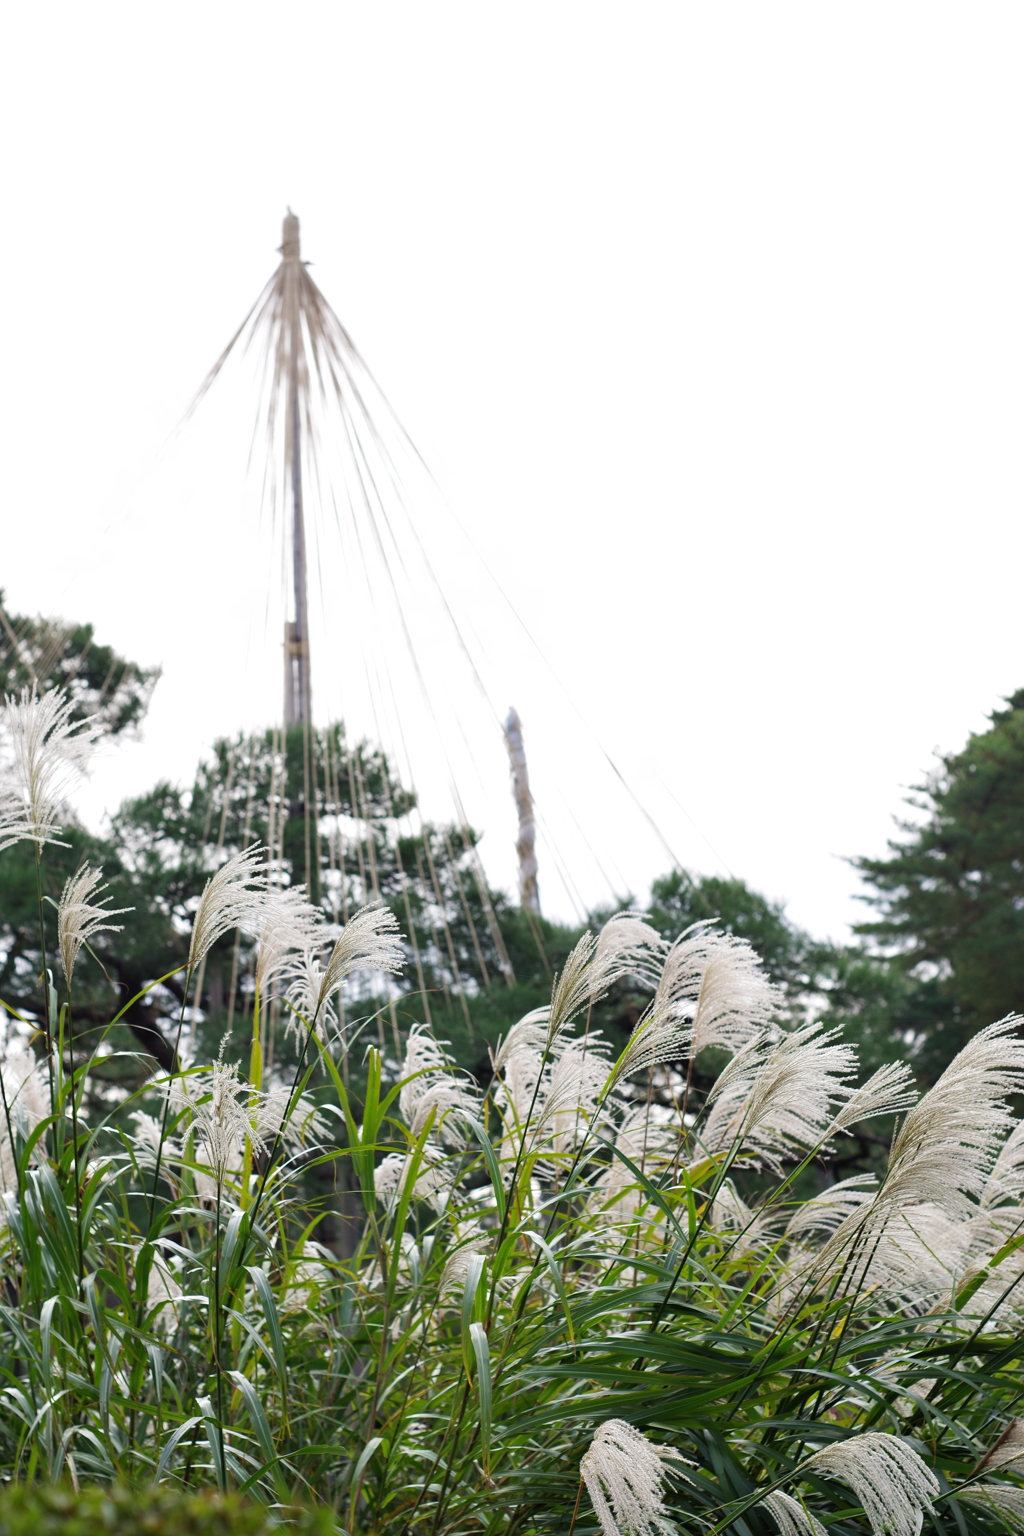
[
  {"xmin": 282, "ymin": 210, "xmax": 311, "ymax": 727},
  {"xmin": 504, "ymin": 706, "xmax": 540, "ymax": 914}
]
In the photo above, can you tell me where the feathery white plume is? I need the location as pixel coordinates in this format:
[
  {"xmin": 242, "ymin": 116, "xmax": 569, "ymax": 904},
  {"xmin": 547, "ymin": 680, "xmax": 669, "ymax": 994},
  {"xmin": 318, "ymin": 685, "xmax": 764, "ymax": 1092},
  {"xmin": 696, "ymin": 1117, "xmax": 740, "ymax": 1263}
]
[
  {"xmin": 254, "ymin": 885, "xmax": 324, "ymax": 996},
  {"xmin": 170, "ymin": 1060, "xmax": 265, "ymax": 1183},
  {"xmin": 284, "ymin": 949, "xmax": 337, "ymax": 1042},
  {"xmin": 0, "ymin": 780, "xmax": 33, "ymax": 854},
  {"xmin": 130, "ymin": 1111, "xmax": 181, "ymax": 1169},
  {"xmin": 591, "ymin": 1107, "xmax": 678, "ymax": 1225},
  {"xmin": 188, "ymin": 844, "xmax": 267, "ymax": 973},
  {"xmin": 784, "ymin": 1174, "xmax": 878, "ymax": 1240},
  {"xmin": 761, "ymin": 1491, "xmax": 829, "ymax": 1536},
  {"xmin": 440, "ymin": 1238, "xmax": 488, "ymax": 1297},
  {"xmin": 256, "ymin": 1080, "xmax": 329, "ymax": 1149},
  {"xmin": 1, "ymin": 689, "xmax": 102, "ymax": 848},
  {"xmin": 976, "ymin": 1418, "xmax": 1024, "ymax": 1474},
  {"xmin": 816, "ymin": 1016, "xmax": 1024, "ymax": 1274},
  {"xmin": 957, "ymin": 1486, "xmax": 1024, "ymax": 1530},
  {"xmin": 688, "ymin": 933, "xmax": 783, "ymax": 1056},
  {"xmin": 710, "ymin": 1179, "xmax": 780, "ymax": 1253},
  {"xmin": 828, "ymin": 1061, "xmax": 918, "ymax": 1135},
  {"xmin": 57, "ymin": 865, "xmax": 131, "ymax": 984},
  {"xmin": 144, "ymin": 1251, "xmax": 182, "ymax": 1333},
  {"xmin": 650, "ymin": 924, "xmax": 780, "ymax": 1058},
  {"xmin": 0, "ymin": 1047, "xmax": 49, "ymax": 1191},
  {"xmin": 701, "ymin": 1024, "xmax": 856, "ymax": 1170},
  {"xmin": 591, "ymin": 913, "xmax": 666, "ymax": 997},
  {"xmin": 397, "ymin": 1024, "xmax": 478, "ymax": 1147},
  {"xmin": 315, "ymin": 904, "xmax": 404, "ymax": 1014},
  {"xmin": 981, "ymin": 1120, "xmax": 1024, "ymax": 1209},
  {"xmin": 541, "ymin": 1036, "xmax": 612, "ymax": 1154},
  {"xmin": 580, "ymin": 1418, "xmax": 691, "ymax": 1536},
  {"xmin": 374, "ymin": 1143, "xmax": 453, "ymax": 1211},
  {"xmin": 493, "ymin": 1009, "xmax": 549, "ymax": 1075},
  {"xmin": 547, "ymin": 933, "xmax": 599, "ymax": 1042},
  {"xmin": 802, "ymin": 1434, "xmax": 939, "ymax": 1536},
  {"xmin": 611, "ymin": 1006, "xmax": 692, "ymax": 1084}
]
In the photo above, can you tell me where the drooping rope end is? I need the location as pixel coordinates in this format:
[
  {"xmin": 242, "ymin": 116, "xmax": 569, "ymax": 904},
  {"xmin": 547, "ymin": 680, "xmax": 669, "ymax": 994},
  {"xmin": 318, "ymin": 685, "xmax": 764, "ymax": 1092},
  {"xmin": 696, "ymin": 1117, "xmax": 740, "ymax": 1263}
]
[{"xmin": 281, "ymin": 209, "xmax": 301, "ymax": 262}]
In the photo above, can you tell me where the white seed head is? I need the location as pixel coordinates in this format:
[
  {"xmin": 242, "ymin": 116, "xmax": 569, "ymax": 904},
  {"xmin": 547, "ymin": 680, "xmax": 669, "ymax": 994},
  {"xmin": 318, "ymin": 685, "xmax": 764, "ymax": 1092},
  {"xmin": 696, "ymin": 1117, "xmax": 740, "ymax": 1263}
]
[
  {"xmin": 651, "ymin": 923, "xmax": 780, "ymax": 1059},
  {"xmin": 816, "ymin": 1016, "xmax": 1024, "ymax": 1274},
  {"xmin": 0, "ymin": 1047, "xmax": 49, "ymax": 1191},
  {"xmin": 57, "ymin": 865, "xmax": 131, "ymax": 984},
  {"xmin": 761, "ymin": 1491, "xmax": 829, "ymax": 1536},
  {"xmin": 1, "ymin": 688, "xmax": 102, "ymax": 848},
  {"xmin": 981, "ymin": 1121, "xmax": 1024, "ymax": 1210},
  {"xmin": 188, "ymin": 844, "xmax": 267, "ymax": 973},
  {"xmin": 547, "ymin": 933, "xmax": 599, "ymax": 1041},
  {"xmin": 316, "ymin": 904, "xmax": 405, "ymax": 1013},
  {"xmin": 612, "ymin": 1006, "xmax": 692, "ymax": 1083},
  {"xmin": 702, "ymin": 1023, "xmax": 857, "ymax": 1171},
  {"xmin": 802, "ymin": 1434, "xmax": 939, "ymax": 1536},
  {"xmin": 171, "ymin": 1060, "xmax": 264, "ymax": 1182},
  {"xmin": 784, "ymin": 1174, "xmax": 878, "ymax": 1240},
  {"xmin": 284, "ymin": 949, "xmax": 338, "ymax": 1043},
  {"xmin": 828, "ymin": 1061, "xmax": 918, "ymax": 1135},
  {"xmin": 957, "ymin": 1485, "xmax": 1024, "ymax": 1530},
  {"xmin": 591, "ymin": 913, "xmax": 667, "ymax": 997},
  {"xmin": 580, "ymin": 1418, "xmax": 691, "ymax": 1536},
  {"xmin": 977, "ymin": 1418, "xmax": 1024, "ymax": 1474},
  {"xmin": 254, "ymin": 885, "xmax": 324, "ymax": 996}
]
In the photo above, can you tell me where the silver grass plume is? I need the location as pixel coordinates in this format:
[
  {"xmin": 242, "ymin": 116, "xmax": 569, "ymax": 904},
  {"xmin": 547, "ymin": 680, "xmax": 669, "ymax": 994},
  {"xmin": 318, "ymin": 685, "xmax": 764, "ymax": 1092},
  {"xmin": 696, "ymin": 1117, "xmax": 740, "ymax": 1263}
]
[
  {"xmin": 1, "ymin": 689, "xmax": 102, "ymax": 848},
  {"xmin": 254, "ymin": 885, "xmax": 325, "ymax": 996},
  {"xmin": 981, "ymin": 1120, "xmax": 1024, "ymax": 1209},
  {"xmin": 612, "ymin": 925, "xmax": 784, "ymax": 1085},
  {"xmin": 783, "ymin": 1174, "xmax": 878, "ymax": 1240},
  {"xmin": 492, "ymin": 1009, "xmax": 549, "ymax": 1075},
  {"xmin": 701, "ymin": 1023, "xmax": 857, "ymax": 1170},
  {"xmin": 761, "ymin": 1491, "xmax": 829, "ymax": 1536},
  {"xmin": 590, "ymin": 913, "xmax": 667, "ymax": 997},
  {"xmin": 491, "ymin": 1010, "xmax": 550, "ymax": 1137},
  {"xmin": 314, "ymin": 904, "xmax": 405, "ymax": 1015},
  {"xmin": 650, "ymin": 923, "xmax": 780, "ymax": 1058},
  {"xmin": 398, "ymin": 1024, "xmax": 478, "ymax": 1147},
  {"xmin": 591, "ymin": 1106, "xmax": 678, "ymax": 1225},
  {"xmin": 816, "ymin": 1015, "xmax": 1024, "ymax": 1273},
  {"xmin": 956, "ymin": 1486, "xmax": 1024, "ymax": 1531},
  {"xmin": 801, "ymin": 1435, "xmax": 939, "ymax": 1536},
  {"xmin": 284, "ymin": 950, "xmax": 337, "ymax": 1042},
  {"xmin": 547, "ymin": 933, "xmax": 599, "ymax": 1043},
  {"xmin": 711, "ymin": 1179, "xmax": 781, "ymax": 1254},
  {"xmin": 540, "ymin": 1035, "xmax": 613, "ymax": 1154},
  {"xmin": 188, "ymin": 844, "xmax": 267, "ymax": 974},
  {"xmin": 580, "ymin": 1418, "xmax": 692, "ymax": 1536},
  {"xmin": 688, "ymin": 933, "xmax": 784, "ymax": 1056},
  {"xmin": 827, "ymin": 1061, "xmax": 918, "ymax": 1136},
  {"xmin": 886, "ymin": 1016, "xmax": 1024, "ymax": 1211},
  {"xmin": 257, "ymin": 1078, "xmax": 330, "ymax": 1149},
  {"xmin": 170, "ymin": 1061, "xmax": 265, "ymax": 1183},
  {"xmin": 0, "ymin": 1048, "xmax": 48, "ymax": 1191},
  {"xmin": 610, "ymin": 1007, "xmax": 691, "ymax": 1084},
  {"xmin": 57, "ymin": 865, "xmax": 131, "ymax": 984},
  {"xmin": 373, "ymin": 1144, "xmax": 452, "ymax": 1211},
  {"xmin": 440, "ymin": 1237, "xmax": 489, "ymax": 1297},
  {"xmin": 0, "ymin": 780, "xmax": 33, "ymax": 854},
  {"xmin": 976, "ymin": 1418, "xmax": 1024, "ymax": 1474}
]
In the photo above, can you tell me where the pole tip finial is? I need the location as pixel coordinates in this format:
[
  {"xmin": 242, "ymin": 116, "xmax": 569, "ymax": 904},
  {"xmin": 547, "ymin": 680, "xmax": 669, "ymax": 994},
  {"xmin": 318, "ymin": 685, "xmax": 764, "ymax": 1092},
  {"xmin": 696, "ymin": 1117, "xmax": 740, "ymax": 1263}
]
[{"xmin": 281, "ymin": 210, "xmax": 300, "ymax": 261}]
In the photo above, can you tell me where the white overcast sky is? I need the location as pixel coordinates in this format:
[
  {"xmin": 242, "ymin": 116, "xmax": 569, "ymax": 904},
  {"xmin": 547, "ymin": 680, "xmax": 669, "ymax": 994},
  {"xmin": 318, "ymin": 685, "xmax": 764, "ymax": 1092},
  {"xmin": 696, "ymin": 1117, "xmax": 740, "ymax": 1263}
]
[{"xmin": 2, "ymin": 4, "xmax": 1022, "ymax": 941}]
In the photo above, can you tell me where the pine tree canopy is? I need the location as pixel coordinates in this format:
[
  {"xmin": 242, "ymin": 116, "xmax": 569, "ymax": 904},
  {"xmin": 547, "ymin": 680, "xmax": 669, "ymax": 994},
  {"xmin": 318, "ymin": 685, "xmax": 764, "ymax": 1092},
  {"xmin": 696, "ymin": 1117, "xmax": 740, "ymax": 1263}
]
[{"xmin": 853, "ymin": 688, "xmax": 1024, "ymax": 1075}]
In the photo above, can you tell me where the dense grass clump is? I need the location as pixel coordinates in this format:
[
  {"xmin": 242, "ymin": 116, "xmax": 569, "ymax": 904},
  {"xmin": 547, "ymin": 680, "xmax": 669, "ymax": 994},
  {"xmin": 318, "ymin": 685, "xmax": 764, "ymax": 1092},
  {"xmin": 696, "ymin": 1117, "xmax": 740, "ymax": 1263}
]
[
  {"xmin": 0, "ymin": 1484, "xmax": 333, "ymax": 1536},
  {"xmin": 5, "ymin": 689, "xmax": 1024, "ymax": 1536}
]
